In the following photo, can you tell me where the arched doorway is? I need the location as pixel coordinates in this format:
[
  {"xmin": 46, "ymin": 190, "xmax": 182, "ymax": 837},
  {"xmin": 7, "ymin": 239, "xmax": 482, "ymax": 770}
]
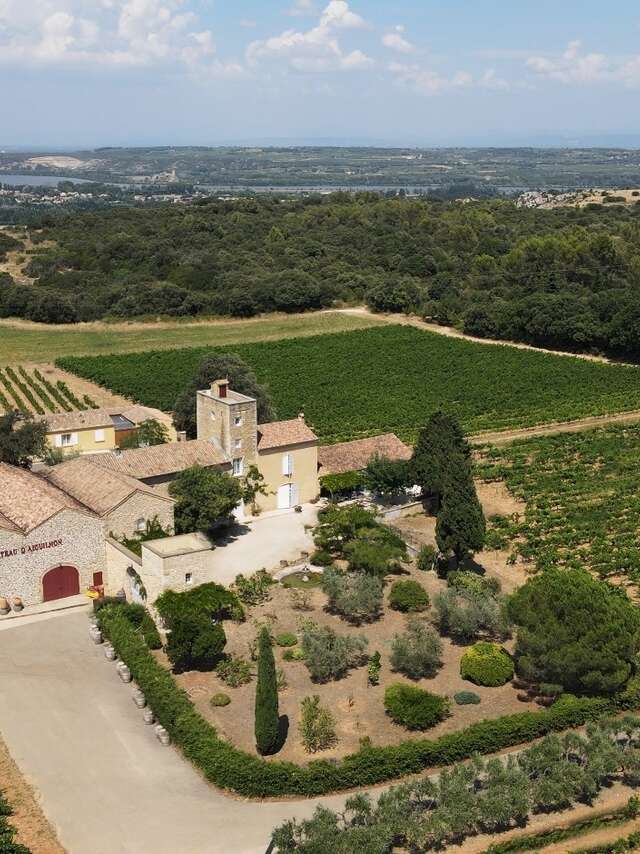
[{"xmin": 42, "ymin": 565, "xmax": 80, "ymax": 602}]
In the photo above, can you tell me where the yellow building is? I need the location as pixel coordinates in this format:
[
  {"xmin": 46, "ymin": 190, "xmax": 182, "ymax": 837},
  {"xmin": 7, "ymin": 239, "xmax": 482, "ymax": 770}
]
[
  {"xmin": 45, "ymin": 410, "xmax": 116, "ymax": 456},
  {"xmin": 44, "ymin": 405, "xmax": 177, "ymax": 457}
]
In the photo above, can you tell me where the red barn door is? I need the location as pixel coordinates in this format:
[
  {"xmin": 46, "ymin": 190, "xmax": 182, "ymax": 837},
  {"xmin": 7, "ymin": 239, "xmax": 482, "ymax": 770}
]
[{"xmin": 42, "ymin": 565, "xmax": 80, "ymax": 602}]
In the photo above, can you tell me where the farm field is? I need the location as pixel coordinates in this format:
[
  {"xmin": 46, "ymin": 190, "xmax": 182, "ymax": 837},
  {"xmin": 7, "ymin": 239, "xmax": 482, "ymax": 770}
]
[
  {"xmin": 478, "ymin": 423, "xmax": 640, "ymax": 586},
  {"xmin": 0, "ymin": 310, "xmax": 383, "ymax": 363},
  {"xmin": 58, "ymin": 325, "xmax": 640, "ymax": 443},
  {"xmin": 0, "ymin": 363, "xmax": 101, "ymax": 415}
]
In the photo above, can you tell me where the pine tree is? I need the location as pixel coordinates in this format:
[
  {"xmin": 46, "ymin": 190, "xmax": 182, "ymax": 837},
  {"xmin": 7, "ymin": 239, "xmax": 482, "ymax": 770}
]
[
  {"xmin": 436, "ymin": 455, "xmax": 486, "ymax": 566},
  {"xmin": 254, "ymin": 627, "xmax": 280, "ymax": 755}
]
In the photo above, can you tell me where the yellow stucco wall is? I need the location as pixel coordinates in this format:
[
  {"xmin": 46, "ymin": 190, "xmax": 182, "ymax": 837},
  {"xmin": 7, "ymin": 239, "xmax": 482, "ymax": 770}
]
[
  {"xmin": 47, "ymin": 425, "xmax": 117, "ymax": 456},
  {"xmin": 256, "ymin": 442, "xmax": 319, "ymax": 511}
]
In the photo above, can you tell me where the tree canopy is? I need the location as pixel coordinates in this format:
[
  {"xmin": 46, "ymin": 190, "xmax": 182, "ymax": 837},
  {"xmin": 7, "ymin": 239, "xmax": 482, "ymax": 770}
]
[
  {"xmin": 168, "ymin": 465, "xmax": 242, "ymax": 534},
  {"xmin": 507, "ymin": 568, "xmax": 640, "ymax": 695},
  {"xmin": 173, "ymin": 351, "xmax": 275, "ymax": 438},
  {"xmin": 0, "ymin": 411, "xmax": 48, "ymax": 468}
]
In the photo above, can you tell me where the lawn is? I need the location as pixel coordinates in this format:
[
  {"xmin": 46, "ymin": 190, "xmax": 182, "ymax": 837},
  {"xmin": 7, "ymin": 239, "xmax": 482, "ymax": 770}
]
[
  {"xmin": 0, "ymin": 310, "xmax": 383, "ymax": 362},
  {"xmin": 478, "ymin": 423, "xmax": 640, "ymax": 585},
  {"xmin": 59, "ymin": 324, "xmax": 640, "ymax": 443}
]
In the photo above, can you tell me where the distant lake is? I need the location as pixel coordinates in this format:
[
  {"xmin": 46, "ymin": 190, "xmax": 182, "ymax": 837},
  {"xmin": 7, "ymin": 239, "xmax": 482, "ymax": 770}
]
[{"xmin": 0, "ymin": 173, "xmax": 94, "ymax": 187}]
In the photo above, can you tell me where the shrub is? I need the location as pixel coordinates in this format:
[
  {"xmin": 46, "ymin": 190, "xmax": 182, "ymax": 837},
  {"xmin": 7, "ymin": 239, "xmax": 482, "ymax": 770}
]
[
  {"xmin": 461, "ymin": 642, "xmax": 514, "ymax": 687},
  {"xmin": 434, "ymin": 587, "xmax": 511, "ymax": 643},
  {"xmin": 217, "ymin": 656, "xmax": 253, "ymax": 687},
  {"xmin": 0, "ymin": 791, "xmax": 29, "ymax": 854},
  {"xmin": 255, "ymin": 627, "xmax": 280, "ymax": 755},
  {"xmin": 321, "ymin": 567, "xmax": 383, "ymax": 623},
  {"xmin": 166, "ymin": 615, "xmax": 226, "ymax": 673},
  {"xmin": 416, "ymin": 544, "xmax": 437, "ymax": 572},
  {"xmin": 233, "ymin": 570, "xmax": 274, "ymax": 606},
  {"xmin": 384, "ymin": 683, "xmax": 450, "ymax": 730},
  {"xmin": 367, "ymin": 651, "xmax": 382, "ymax": 686},
  {"xmin": 299, "ymin": 695, "xmax": 337, "ymax": 753},
  {"xmin": 617, "ymin": 675, "xmax": 640, "ymax": 710},
  {"xmin": 288, "ymin": 588, "xmax": 314, "ymax": 611},
  {"xmin": 390, "ymin": 617, "xmax": 443, "ymax": 679},
  {"xmin": 389, "ymin": 579, "xmax": 429, "ymax": 613},
  {"xmin": 283, "ymin": 647, "xmax": 305, "ymax": 662},
  {"xmin": 99, "ymin": 606, "xmax": 612, "ymax": 798},
  {"xmin": 310, "ymin": 549, "xmax": 334, "ymax": 567},
  {"xmin": 539, "ymin": 683, "xmax": 564, "ymax": 698},
  {"xmin": 447, "ymin": 570, "xmax": 501, "ymax": 595},
  {"xmin": 275, "ymin": 632, "xmax": 298, "ymax": 648},
  {"xmin": 95, "ymin": 600, "xmax": 162, "ymax": 649},
  {"xmin": 156, "ymin": 582, "xmax": 243, "ymax": 626},
  {"xmin": 301, "ymin": 622, "xmax": 368, "ymax": 683},
  {"xmin": 454, "ymin": 691, "xmax": 481, "ymax": 705},
  {"xmin": 210, "ymin": 693, "xmax": 231, "ymax": 707}
]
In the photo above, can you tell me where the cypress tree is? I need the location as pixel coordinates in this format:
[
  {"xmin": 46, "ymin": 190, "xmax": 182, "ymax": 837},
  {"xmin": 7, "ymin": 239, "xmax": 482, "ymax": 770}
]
[
  {"xmin": 254, "ymin": 627, "xmax": 279, "ymax": 755},
  {"xmin": 411, "ymin": 412, "xmax": 471, "ymax": 509},
  {"xmin": 435, "ymin": 455, "xmax": 486, "ymax": 567}
]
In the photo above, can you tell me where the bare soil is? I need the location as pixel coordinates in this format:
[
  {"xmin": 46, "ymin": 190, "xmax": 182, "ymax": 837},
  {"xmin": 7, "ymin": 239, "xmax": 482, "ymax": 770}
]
[
  {"xmin": 0, "ymin": 362, "xmax": 135, "ymax": 416},
  {"xmin": 173, "ymin": 486, "xmax": 530, "ymax": 765},
  {"xmin": 0, "ymin": 734, "xmax": 65, "ymax": 853}
]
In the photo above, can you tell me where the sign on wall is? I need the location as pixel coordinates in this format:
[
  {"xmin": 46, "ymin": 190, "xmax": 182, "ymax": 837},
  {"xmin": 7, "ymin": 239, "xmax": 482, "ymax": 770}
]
[{"xmin": 0, "ymin": 539, "xmax": 63, "ymax": 560}]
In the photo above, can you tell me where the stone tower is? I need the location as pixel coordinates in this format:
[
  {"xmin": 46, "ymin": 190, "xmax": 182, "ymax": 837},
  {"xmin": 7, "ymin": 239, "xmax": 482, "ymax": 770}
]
[{"xmin": 196, "ymin": 379, "xmax": 258, "ymax": 474}]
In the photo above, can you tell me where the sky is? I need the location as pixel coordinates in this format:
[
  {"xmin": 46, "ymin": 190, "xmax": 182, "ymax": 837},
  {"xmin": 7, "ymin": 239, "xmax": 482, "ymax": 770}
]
[{"xmin": 2, "ymin": 0, "xmax": 640, "ymax": 148}]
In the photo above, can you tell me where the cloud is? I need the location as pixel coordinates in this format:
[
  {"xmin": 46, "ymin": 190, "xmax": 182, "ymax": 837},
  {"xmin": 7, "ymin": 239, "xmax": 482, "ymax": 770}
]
[
  {"xmin": 389, "ymin": 61, "xmax": 509, "ymax": 95},
  {"xmin": 0, "ymin": 0, "xmax": 240, "ymax": 74},
  {"xmin": 525, "ymin": 40, "xmax": 640, "ymax": 88},
  {"xmin": 382, "ymin": 25, "xmax": 414, "ymax": 55},
  {"xmin": 247, "ymin": 1, "xmax": 371, "ymax": 73},
  {"xmin": 287, "ymin": 0, "xmax": 316, "ymax": 16}
]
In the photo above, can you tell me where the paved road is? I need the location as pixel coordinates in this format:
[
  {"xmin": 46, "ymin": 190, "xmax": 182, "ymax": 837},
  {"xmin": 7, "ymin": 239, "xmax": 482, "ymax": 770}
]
[{"xmin": 0, "ymin": 609, "xmax": 346, "ymax": 854}]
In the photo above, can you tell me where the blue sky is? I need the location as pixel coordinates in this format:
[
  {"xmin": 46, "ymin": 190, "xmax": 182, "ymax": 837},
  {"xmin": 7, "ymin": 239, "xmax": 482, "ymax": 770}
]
[{"xmin": 2, "ymin": 0, "xmax": 640, "ymax": 148}]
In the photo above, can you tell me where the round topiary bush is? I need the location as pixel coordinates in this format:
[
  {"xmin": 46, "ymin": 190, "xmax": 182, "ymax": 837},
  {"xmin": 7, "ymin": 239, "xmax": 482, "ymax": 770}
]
[
  {"xmin": 389, "ymin": 580, "xmax": 430, "ymax": 613},
  {"xmin": 454, "ymin": 690, "xmax": 481, "ymax": 705},
  {"xmin": 275, "ymin": 632, "xmax": 298, "ymax": 648},
  {"xmin": 384, "ymin": 683, "xmax": 450, "ymax": 730},
  {"xmin": 460, "ymin": 642, "xmax": 514, "ymax": 687},
  {"xmin": 210, "ymin": 693, "xmax": 231, "ymax": 707},
  {"xmin": 282, "ymin": 647, "xmax": 305, "ymax": 662}
]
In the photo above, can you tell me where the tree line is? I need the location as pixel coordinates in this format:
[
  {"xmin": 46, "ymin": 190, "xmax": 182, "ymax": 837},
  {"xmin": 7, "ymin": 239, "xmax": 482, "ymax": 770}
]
[{"xmin": 2, "ymin": 193, "xmax": 640, "ymax": 359}]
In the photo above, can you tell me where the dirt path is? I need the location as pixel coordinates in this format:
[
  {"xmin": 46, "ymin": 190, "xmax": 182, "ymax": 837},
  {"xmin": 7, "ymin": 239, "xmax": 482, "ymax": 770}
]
[
  {"xmin": 471, "ymin": 408, "xmax": 640, "ymax": 446},
  {"xmin": 543, "ymin": 817, "xmax": 640, "ymax": 853},
  {"xmin": 0, "ymin": 733, "xmax": 65, "ymax": 853}
]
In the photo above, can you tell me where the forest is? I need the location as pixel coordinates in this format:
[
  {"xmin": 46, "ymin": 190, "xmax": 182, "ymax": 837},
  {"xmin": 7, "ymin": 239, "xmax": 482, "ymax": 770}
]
[{"xmin": 4, "ymin": 193, "xmax": 640, "ymax": 359}]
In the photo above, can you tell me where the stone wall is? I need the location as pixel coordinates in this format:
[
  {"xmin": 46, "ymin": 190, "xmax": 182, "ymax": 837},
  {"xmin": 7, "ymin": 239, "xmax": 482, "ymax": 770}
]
[
  {"xmin": 105, "ymin": 491, "xmax": 175, "ymax": 540},
  {"xmin": 0, "ymin": 509, "xmax": 106, "ymax": 606},
  {"xmin": 104, "ymin": 539, "xmax": 142, "ymax": 598}
]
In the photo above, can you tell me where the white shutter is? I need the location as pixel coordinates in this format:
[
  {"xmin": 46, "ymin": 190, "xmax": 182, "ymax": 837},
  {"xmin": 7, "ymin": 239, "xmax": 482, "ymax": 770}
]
[
  {"xmin": 54, "ymin": 434, "xmax": 62, "ymax": 448},
  {"xmin": 71, "ymin": 432, "xmax": 79, "ymax": 446},
  {"xmin": 282, "ymin": 453, "xmax": 293, "ymax": 476},
  {"xmin": 95, "ymin": 429, "xmax": 105, "ymax": 442}
]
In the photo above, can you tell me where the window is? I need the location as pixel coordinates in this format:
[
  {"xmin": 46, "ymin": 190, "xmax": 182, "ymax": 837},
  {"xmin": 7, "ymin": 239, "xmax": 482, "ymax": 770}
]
[
  {"xmin": 95, "ymin": 428, "xmax": 105, "ymax": 443},
  {"xmin": 233, "ymin": 458, "xmax": 244, "ymax": 476},
  {"xmin": 234, "ymin": 438, "xmax": 242, "ymax": 450},
  {"xmin": 282, "ymin": 453, "xmax": 294, "ymax": 476},
  {"xmin": 93, "ymin": 571, "xmax": 103, "ymax": 587},
  {"xmin": 234, "ymin": 415, "xmax": 243, "ymax": 427},
  {"xmin": 135, "ymin": 517, "xmax": 146, "ymax": 532},
  {"xmin": 210, "ymin": 411, "xmax": 216, "ymax": 421},
  {"xmin": 61, "ymin": 433, "xmax": 74, "ymax": 447},
  {"xmin": 185, "ymin": 573, "xmax": 193, "ymax": 585}
]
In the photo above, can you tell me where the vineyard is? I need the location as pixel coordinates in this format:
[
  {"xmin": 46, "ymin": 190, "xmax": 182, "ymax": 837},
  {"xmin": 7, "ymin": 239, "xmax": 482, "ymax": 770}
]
[
  {"xmin": 57, "ymin": 325, "xmax": 640, "ymax": 443},
  {"xmin": 0, "ymin": 365, "xmax": 98, "ymax": 415},
  {"xmin": 478, "ymin": 423, "xmax": 640, "ymax": 584}
]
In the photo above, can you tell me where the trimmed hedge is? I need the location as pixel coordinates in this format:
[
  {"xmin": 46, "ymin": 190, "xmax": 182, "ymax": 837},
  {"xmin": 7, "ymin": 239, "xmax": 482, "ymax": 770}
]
[
  {"xmin": 384, "ymin": 683, "xmax": 450, "ymax": 730},
  {"xmin": 388, "ymin": 580, "xmax": 430, "ymax": 613},
  {"xmin": 454, "ymin": 691, "xmax": 481, "ymax": 706},
  {"xmin": 461, "ymin": 642, "xmax": 514, "ymax": 687},
  {"xmin": 99, "ymin": 606, "xmax": 611, "ymax": 798}
]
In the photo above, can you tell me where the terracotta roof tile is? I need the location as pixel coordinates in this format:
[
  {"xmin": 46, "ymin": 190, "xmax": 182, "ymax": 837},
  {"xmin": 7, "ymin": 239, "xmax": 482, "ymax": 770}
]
[
  {"xmin": 257, "ymin": 419, "xmax": 318, "ymax": 452},
  {"xmin": 317, "ymin": 434, "xmax": 412, "ymax": 476},
  {"xmin": 45, "ymin": 457, "xmax": 172, "ymax": 516},
  {"xmin": 86, "ymin": 440, "xmax": 229, "ymax": 480},
  {"xmin": 0, "ymin": 462, "xmax": 94, "ymax": 534},
  {"xmin": 43, "ymin": 409, "xmax": 115, "ymax": 432}
]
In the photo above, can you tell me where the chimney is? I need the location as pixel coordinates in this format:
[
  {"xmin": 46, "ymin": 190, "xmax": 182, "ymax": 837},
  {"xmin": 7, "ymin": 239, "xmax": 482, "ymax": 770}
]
[
  {"xmin": 298, "ymin": 412, "xmax": 305, "ymax": 422},
  {"xmin": 176, "ymin": 430, "xmax": 187, "ymax": 443},
  {"xmin": 210, "ymin": 378, "xmax": 229, "ymax": 399}
]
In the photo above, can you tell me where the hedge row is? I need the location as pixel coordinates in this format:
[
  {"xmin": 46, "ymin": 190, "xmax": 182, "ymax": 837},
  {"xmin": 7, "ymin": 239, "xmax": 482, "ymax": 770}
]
[{"xmin": 99, "ymin": 606, "xmax": 611, "ymax": 798}]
